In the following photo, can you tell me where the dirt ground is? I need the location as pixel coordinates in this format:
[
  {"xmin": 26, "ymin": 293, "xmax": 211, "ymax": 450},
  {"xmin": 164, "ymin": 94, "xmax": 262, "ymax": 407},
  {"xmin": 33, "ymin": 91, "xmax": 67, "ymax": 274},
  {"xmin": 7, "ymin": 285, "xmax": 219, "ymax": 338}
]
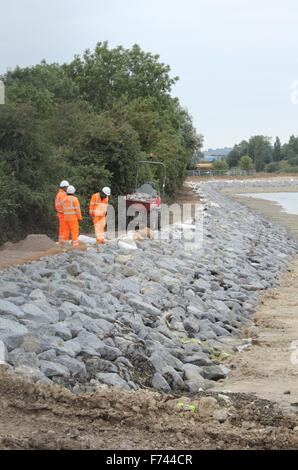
[
  {"xmin": 1, "ymin": 182, "xmax": 298, "ymax": 449},
  {"xmin": 0, "ymin": 234, "xmax": 87, "ymax": 271},
  {"xmin": 0, "ymin": 366, "xmax": 297, "ymax": 450}
]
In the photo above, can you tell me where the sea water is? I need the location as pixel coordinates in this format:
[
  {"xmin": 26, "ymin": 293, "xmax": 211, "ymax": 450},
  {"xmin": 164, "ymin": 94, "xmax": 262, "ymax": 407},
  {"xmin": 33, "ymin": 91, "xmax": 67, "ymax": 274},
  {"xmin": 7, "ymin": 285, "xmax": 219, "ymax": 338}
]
[{"xmin": 238, "ymin": 192, "xmax": 298, "ymax": 215}]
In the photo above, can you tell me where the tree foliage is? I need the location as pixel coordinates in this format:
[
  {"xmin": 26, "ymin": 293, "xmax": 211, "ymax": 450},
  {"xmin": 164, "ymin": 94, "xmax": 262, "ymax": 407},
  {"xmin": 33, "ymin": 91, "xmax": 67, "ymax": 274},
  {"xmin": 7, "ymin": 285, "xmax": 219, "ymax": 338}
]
[
  {"xmin": 239, "ymin": 155, "xmax": 254, "ymax": 171},
  {"xmin": 0, "ymin": 42, "xmax": 202, "ymax": 244}
]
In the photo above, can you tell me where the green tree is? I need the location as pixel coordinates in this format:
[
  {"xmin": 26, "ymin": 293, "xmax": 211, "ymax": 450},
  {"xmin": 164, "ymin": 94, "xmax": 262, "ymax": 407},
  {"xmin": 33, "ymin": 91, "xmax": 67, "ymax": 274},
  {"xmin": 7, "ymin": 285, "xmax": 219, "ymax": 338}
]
[
  {"xmin": 272, "ymin": 137, "xmax": 282, "ymax": 162},
  {"xmin": 248, "ymin": 136, "xmax": 272, "ymax": 171},
  {"xmin": 282, "ymin": 135, "xmax": 298, "ymax": 164},
  {"xmin": 66, "ymin": 42, "xmax": 179, "ymax": 111},
  {"xmin": 212, "ymin": 159, "xmax": 228, "ymax": 171},
  {"xmin": 239, "ymin": 155, "xmax": 254, "ymax": 171},
  {"xmin": 227, "ymin": 140, "xmax": 249, "ymax": 168}
]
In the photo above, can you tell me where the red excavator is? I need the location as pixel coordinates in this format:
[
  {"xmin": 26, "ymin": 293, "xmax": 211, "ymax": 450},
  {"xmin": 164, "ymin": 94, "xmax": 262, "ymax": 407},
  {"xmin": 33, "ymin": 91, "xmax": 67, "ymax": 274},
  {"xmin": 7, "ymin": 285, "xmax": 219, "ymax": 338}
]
[{"xmin": 126, "ymin": 160, "xmax": 166, "ymax": 231}]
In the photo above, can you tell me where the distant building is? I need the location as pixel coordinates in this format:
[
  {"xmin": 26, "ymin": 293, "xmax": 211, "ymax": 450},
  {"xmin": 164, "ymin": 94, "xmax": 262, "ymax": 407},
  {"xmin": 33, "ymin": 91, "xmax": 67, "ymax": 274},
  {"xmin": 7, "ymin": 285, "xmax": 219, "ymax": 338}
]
[
  {"xmin": 203, "ymin": 147, "xmax": 232, "ymax": 162},
  {"xmin": 204, "ymin": 155, "xmax": 225, "ymax": 162}
]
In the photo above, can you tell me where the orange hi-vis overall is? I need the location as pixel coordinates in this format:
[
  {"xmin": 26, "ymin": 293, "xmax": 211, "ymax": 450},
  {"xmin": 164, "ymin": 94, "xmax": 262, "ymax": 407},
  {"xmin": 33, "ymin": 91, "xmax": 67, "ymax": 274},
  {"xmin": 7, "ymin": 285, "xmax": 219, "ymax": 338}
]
[
  {"xmin": 55, "ymin": 189, "xmax": 68, "ymax": 243},
  {"xmin": 89, "ymin": 193, "xmax": 109, "ymax": 244},
  {"xmin": 61, "ymin": 195, "xmax": 82, "ymax": 248}
]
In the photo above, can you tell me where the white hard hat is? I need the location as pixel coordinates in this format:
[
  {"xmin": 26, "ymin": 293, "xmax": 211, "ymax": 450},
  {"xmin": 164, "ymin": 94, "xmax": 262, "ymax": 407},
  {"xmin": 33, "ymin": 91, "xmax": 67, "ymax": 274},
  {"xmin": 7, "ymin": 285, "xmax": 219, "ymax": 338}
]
[
  {"xmin": 60, "ymin": 180, "xmax": 69, "ymax": 188},
  {"xmin": 67, "ymin": 185, "xmax": 76, "ymax": 195},
  {"xmin": 102, "ymin": 187, "xmax": 111, "ymax": 196}
]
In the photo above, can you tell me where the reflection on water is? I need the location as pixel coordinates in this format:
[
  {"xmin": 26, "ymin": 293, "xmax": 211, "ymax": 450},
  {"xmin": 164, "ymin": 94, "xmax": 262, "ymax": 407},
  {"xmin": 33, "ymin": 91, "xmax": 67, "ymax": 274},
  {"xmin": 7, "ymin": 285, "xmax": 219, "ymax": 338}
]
[{"xmin": 238, "ymin": 192, "xmax": 298, "ymax": 215}]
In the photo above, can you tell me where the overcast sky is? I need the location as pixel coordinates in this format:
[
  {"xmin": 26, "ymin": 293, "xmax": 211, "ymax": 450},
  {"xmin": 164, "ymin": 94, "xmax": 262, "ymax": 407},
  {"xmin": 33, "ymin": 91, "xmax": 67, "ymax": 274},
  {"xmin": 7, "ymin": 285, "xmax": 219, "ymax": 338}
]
[{"xmin": 1, "ymin": 0, "xmax": 297, "ymax": 148}]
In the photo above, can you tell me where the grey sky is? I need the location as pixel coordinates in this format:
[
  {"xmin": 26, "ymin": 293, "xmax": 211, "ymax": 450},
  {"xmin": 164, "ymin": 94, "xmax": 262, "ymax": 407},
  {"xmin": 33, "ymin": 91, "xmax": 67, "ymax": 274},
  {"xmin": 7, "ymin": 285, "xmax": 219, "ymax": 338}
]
[{"xmin": 0, "ymin": 0, "xmax": 297, "ymax": 148}]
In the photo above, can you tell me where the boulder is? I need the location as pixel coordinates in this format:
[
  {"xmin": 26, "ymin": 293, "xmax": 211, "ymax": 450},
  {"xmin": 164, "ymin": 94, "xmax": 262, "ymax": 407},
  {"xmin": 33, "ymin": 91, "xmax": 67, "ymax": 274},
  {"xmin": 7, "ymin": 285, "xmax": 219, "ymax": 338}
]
[
  {"xmin": 151, "ymin": 373, "xmax": 171, "ymax": 393},
  {"xmin": 55, "ymin": 355, "xmax": 87, "ymax": 376},
  {"xmin": 40, "ymin": 360, "xmax": 70, "ymax": 377},
  {"xmin": 0, "ymin": 318, "xmax": 28, "ymax": 351},
  {"xmin": 0, "ymin": 300, "xmax": 24, "ymax": 319},
  {"xmin": 8, "ymin": 348, "xmax": 40, "ymax": 368},
  {"xmin": 22, "ymin": 303, "xmax": 59, "ymax": 324},
  {"xmin": 96, "ymin": 372, "xmax": 130, "ymax": 390},
  {"xmin": 200, "ymin": 365, "xmax": 229, "ymax": 381}
]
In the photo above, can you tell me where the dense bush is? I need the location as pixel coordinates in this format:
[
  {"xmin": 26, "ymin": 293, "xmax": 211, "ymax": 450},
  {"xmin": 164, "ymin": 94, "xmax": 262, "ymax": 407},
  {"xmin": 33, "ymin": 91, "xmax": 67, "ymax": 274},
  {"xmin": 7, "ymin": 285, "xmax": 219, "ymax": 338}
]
[{"xmin": 0, "ymin": 42, "xmax": 202, "ymax": 245}]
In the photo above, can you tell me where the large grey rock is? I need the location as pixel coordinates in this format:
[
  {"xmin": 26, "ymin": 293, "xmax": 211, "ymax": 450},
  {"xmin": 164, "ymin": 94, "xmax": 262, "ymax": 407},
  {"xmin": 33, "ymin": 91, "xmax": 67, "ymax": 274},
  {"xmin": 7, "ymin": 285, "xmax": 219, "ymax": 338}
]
[
  {"xmin": 73, "ymin": 331, "xmax": 121, "ymax": 360},
  {"xmin": 150, "ymin": 349, "xmax": 184, "ymax": 373},
  {"xmin": 63, "ymin": 339, "xmax": 82, "ymax": 357},
  {"xmin": 162, "ymin": 367, "xmax": 185, "ymax": 391},
  {"xmin": 116, "ymin": 278, "xmax": 140, "ymax": 294},
  {"xmin": 127, "ymin": 298, "xmax": 160, "ymax": 317},
  {"xmin": 66, "ymin": 262, "xmax": 81, "ymax": 277},
  {"xmin": 53, "ymin": 322, "xmax": 72, "ymax": 341},
  {"xmin": 52, "ymin": 286, "xmax": 82, "ymax": 305},
  {"xmin": 21, "ymin": 303, "xmax": 59, "ymax": 324},
  {"xmin": 192, "ymin": 278, "xmax": 211, "ymax": 292},
  {"xmin": 29, "ymin": 289, "xmax": 47, "ymax": 301},
  {"xmin": 200, "ymin": 365, "xmax": 228, "ymax": 381},
  {"xmin": 0, "ymin": 318, "xmax": 28, "ymax": 351},
  {"xmin": 80, "ymin": 293, "xmax": 97, "ymax": 309},
  {"xmin": 96, "ymin": 372, "xmax": 130, "ymax": 390},
  {"xmin": 151, "ymin": 372, "xmax": 171, "ymax": 393},
  {"xmin": 22, "ymin": 334, "xmax": 71, "ymax": 356},
  {"xmin": 0, "ymin": 300, "xmax": 24, "ymax": 319},
  {"xmin": 183, "ymin": 353, "xmax": 212, "ymax": 367},
  {"xmin": 38, "ymin": 349, "xmax": 57, "ymax": 361},
  {"xmin": 8, "ymin": 348, "xmax": 40, "ymax": 368},
  {"xmin": 40, "ymin": 360, "xmax": 70, "ymax": 377},
  {"xmin": 182, "ymin": 363, "xmax": 205, "ymax": 382},
  {"xmin": 55, "ymin": 355, "xmax": 87, "ymax": 376},
  {"xmin": 183, "ymin": 318, "xmax": 200, "ymax": 336}
]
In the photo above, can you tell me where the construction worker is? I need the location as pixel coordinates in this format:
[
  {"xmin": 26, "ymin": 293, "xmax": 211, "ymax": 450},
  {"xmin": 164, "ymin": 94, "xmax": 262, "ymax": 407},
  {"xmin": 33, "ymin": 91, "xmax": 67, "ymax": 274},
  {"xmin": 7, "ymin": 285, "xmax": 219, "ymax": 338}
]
[
  {"xmin": 61, "ymin": 186, "xmax": 82, "ymax": 249},
  {"xmin": 89, "ymin": 187, "xmax": 111, "ymax": 246},
  {"xmin": 55, "ymin": 180, "xmax": 69, "ymax": 244}
]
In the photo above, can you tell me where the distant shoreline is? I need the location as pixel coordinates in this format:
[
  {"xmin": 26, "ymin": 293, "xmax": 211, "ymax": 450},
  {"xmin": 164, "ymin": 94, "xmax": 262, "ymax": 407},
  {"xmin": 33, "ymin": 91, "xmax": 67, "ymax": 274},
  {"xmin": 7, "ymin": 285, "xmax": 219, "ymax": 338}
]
[{"xmin": 223, "ymin": 185, "xmax": 298, "ymax": 240}]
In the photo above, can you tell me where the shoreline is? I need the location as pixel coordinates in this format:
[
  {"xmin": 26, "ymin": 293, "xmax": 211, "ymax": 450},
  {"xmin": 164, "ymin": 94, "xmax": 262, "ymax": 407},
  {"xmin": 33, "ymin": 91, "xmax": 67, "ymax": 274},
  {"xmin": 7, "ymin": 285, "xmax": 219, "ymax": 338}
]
[{"xmin": 210, "ymin": 183, "xmax": 298, "ymax": 413}]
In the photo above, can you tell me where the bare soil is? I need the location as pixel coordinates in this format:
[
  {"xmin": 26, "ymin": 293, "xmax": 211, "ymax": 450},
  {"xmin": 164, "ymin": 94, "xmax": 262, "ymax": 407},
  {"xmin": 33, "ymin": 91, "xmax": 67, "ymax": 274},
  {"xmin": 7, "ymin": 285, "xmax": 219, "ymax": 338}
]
[
  {"xmin": 0, "ymin": 367, "xmax": 297, "ymax": 450},
  {"xmin": 0, "ymin": 234, "xmax": 86, "ymax": 270}
]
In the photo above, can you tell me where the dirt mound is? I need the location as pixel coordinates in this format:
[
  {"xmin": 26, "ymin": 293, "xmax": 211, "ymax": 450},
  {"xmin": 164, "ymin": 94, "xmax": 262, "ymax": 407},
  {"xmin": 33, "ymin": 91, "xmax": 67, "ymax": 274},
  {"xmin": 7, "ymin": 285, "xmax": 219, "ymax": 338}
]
[
  {"xmin": 4, "ymin": 234, "xmax": 56, "ymax": 252},
  {"xmin": 0, "ymin": 234, "xmax": 86, "ymax": 271}
]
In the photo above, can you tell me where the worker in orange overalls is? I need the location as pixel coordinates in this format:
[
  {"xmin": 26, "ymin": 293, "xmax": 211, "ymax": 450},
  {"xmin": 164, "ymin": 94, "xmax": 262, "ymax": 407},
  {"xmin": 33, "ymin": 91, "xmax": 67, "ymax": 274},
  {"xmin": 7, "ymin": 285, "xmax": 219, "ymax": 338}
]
[
  {"xmin": 89, "ymin": 187, "xmax": 111, "ymax": 248},
  {"xmin": 55, "ymin": 180, "xmax": 69, "ymax": 244},
  {"xmin": 61, "ymin": 185, "xmax": 82, "ymax": 249}
]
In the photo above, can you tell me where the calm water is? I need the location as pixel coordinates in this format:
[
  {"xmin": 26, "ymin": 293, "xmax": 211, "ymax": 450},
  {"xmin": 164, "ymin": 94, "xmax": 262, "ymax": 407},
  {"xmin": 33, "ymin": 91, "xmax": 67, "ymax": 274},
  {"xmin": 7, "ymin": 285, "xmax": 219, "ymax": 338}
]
[{"xmin": 238, "ymin": 192, "xmax": 298, "ymax": 215}]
